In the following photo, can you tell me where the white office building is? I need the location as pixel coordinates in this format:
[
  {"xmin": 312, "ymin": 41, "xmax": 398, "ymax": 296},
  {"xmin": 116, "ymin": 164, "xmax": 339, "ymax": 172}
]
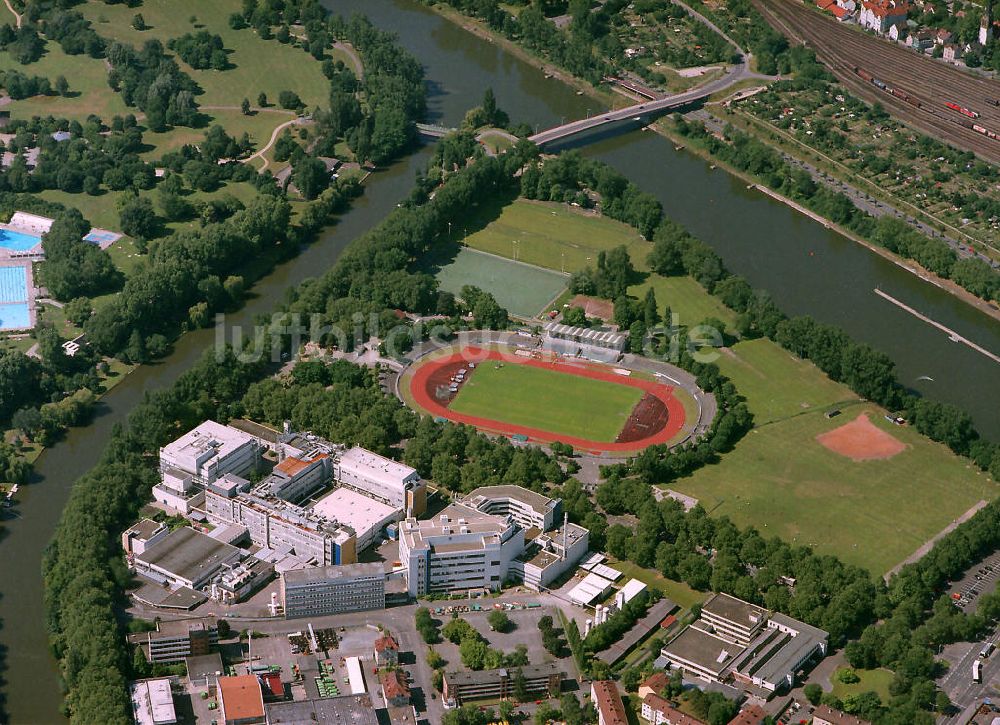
[
  {"xmin": 281, "ymin": 562, "xmax": 386, "ymax": 618},
  {"xmin": 335, "ymin": 447, "xmax": 426, "ymax": 516},
  {"xmin": 153, "ymin": 421, "xmax": 262, "ymax": 514},
  {"xmin": 398, "ymin": 504, "xmax": 524, "ymax": 597},
  {"xmin": 463, "ymin": 485, "xmax": 561, "ymax": 532}
]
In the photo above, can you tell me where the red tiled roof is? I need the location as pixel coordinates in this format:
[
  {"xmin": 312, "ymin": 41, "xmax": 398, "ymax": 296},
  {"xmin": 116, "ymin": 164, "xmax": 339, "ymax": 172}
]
[
  {"xmin": 374, "ymin": 634, "xmax": 399, "ymax": 652},
  {"xmin": 218, "ymin": 675, "xmax": 264, "ymax": 721},
  {"xmin": 592, "ymin": 681, "xmax": 628, "ymax": 725},
  {"xmin": 380, "ymin": 670, "xmax": 410, "ymax": 700},
  {"xmin": 813, "ymin": 704, "xmax": 871, "ymax": 725},
  {"xmin": 816, "ymin": 0, "xmax": 836, "ymax": 8},
  {"xmin": 641, "ymin": 670, "xmax": 670, "ymax": 692},
  {"xmin": 642, "ymin": 693, "xmax": 704, "ymax": 725},
  {"xmin": 830, "ymin": 6, "xmax": 850, "ymax": 18},
  {"xmin": 660, "ymin": 614, "xmax": 677, "ymax": 629},
  {"xmin": 861, "ymin": 0, "xmax": 909, "ymax": 17},
  {"xmin": 260, "ymin": 671, "xmax": 283, "ymax": 699},
  {"xmin": 728, "ymin": 703, "xmax": 768, "ymax": 725}
]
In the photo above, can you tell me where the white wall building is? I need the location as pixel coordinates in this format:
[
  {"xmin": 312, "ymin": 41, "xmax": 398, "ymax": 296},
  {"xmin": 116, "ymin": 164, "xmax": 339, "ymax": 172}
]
[
  {"xmin": 281, "ymin": 562, "xmax": 386, "ymax": 618},
  {"xmin": 463, "ymin": 485, "xmax": 561, "ymax": 532},
  {"xmin": 153, "ymin": 421, "xmax": 262, "ymax": 513},
  {"xmin": 335, "ymin": 447, "xmax": 426, "ymax": 516},
  {"xmin": 397, "ymin": 504, "xmax": 524, "ymax": 597}
]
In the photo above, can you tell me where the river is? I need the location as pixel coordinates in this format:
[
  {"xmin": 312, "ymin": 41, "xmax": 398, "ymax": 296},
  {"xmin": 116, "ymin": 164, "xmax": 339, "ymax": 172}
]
[{"xmin": 1, "ymin": 0, "xmax": 998, "ymax": 720}]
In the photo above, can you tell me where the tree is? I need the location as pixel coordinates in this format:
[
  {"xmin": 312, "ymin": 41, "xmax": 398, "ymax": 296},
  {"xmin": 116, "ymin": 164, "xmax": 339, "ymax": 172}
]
[
  {"xmin": 278, "ymin": 89, "xmax": 302, "ymax": 110},
  {"xmin": 804, "ymin": 683, "xmax": 823, "ymax": 705},
  {"xmin": 257, "ymin": 91, "xmax": 267, "ymax": 107},
  {"xmin": 132, "ymin": 13, "xmax": 146, "ymax": 30},
  {"xmin": 55, "ymin": 75, "xmax": 69, "ymax": 96},
  {"xmin": 118, "ymin": 195, "xmax": 158, "ymax": 239},
  {"xmin": 487, "ymin": 609, "xmax": 511, "ymax": 633},
  {"xmin": 65, "ymin": 297, "xmax": 93, "ymax": 327},
  {"xmin": 512, "ymin": 668, "xmax": 530, "ymax": 702},
  {"xmin": 241, "ymin": 97, "xmax": 251, "ymax": 115},
  {"xmin": 292, "ymin": 156, "xmax": 329, "ymax": 200}
]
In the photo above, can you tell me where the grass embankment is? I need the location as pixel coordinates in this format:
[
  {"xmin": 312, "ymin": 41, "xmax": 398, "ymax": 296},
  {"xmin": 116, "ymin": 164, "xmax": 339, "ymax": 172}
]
[{"xmin": 451, "ymin": 361, "xmax": 644, "ymax": 442}]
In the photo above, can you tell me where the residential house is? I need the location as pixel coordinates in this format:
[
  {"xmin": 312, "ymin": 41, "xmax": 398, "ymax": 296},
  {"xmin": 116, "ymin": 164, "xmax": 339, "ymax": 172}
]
[{"xmin": 859, "ymin": 0, "xmax": 909, "ymax": 33}]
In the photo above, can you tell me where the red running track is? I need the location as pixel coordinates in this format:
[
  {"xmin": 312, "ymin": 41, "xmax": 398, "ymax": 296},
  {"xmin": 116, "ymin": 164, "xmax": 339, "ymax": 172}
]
[{"xmin": 409, "ymin": 347, "xmax": 686, "ymax": 453}]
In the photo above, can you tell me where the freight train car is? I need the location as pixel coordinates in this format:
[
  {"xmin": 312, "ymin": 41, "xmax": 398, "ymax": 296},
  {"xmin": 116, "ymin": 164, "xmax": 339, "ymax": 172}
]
[
  {"xmin": 973, "ymin": 124, "xmax": 1000, "ymax": 140},
  {"xmin": 945, "ymin": 101, "xmax": 980, "ymax": 119}
]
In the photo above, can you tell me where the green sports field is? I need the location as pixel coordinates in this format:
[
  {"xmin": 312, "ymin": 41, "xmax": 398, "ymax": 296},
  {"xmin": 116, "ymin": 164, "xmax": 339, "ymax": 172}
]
[
  {"xmin": 462, "ymin": 198, "xmax": 650, "ymax": 272},
  {"xmin": 434, "ymin": 248, "xmax": 568, "ymax": 318},
  {"xmin": 665, "ymin": 338, "xmax": 999, "ymax": 575},
  {"xmin": 449, "ymin": 362, "xmax": 644, "ymax": 442}
]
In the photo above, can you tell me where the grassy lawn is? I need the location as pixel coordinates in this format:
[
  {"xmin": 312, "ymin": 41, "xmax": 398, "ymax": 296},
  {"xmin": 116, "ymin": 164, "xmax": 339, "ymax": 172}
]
[
  {"xmin": 830, "ymin": 668, "xmax": 895, "ymax": 702},
  {"xmin": 450, "ymin": 361, "xmax": 644, "ymax": 442},
  {"xmin": 0, "ymin": 43, "xmax": 130, "ymax": 121},
  {"xmin": 609, "ymin": 557, "xmax": 706, "ymax": 611},
  {"xmin": 714, "ymin": 338, "xmax": 859, "ymax": 425},
  {"xmin": 628, "ymin": 274, "xmax": 737, "ymax": 332},
  {"xmin": 666, "ymin": 404, "xmax": 999, "ymax": 575},
  {"xmin": 461, "ymin": 198, "xmax": 649, "ymax": 273},
  {"xmin": 432, "ymin": 247, "xmax": 568, "ymax": 318},
  {"xmin": 80, "ymin": 0, "xmax": 331, "ymax": 111}
]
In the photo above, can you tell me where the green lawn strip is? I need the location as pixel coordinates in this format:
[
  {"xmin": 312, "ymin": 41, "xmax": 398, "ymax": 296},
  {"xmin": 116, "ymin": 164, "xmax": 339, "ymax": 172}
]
[
  {"xmin": 449, "ymin": 361, "xmax": 643, "ymax": 442},
  {"xmin": 462, "ymin": 198, "xmax": 649, "ymax": 273},
  {"xmin": 666, "ymin": 405, "xmax": 998, "ymax": 575},
  {"xmin": 829, "ymin": 668, "xmax": 895, "ymax": 702},
  {"xmin": 433, "ymin": 247, "xmax": 567, "ymax": 319},
  {"xmin": 713, "ymin": 337, "xmax": 860, "ymax": 425}
]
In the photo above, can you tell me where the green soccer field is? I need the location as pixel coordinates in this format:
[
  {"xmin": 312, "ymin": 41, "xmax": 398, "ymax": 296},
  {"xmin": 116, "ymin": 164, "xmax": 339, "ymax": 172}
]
[{"xmin": 449, "ymin": 362, "xmax": 644, "ymax": 442}]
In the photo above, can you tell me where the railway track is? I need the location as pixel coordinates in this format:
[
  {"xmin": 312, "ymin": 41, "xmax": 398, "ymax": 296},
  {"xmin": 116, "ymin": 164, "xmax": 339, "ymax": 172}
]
[{"xmin": 756, "ymin": 0, "xmax": 1000, "ymax": 164}]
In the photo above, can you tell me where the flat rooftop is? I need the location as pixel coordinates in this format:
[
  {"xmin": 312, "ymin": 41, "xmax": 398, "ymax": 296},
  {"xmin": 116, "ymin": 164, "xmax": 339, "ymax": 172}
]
[
  {"xmin": 338, "ymin": 446, "xmax": 417, "ymax": 488},
  {"xmin": 464, "ymin": 485, "xmax": 558, "ymax": 517},
  {"xmin": 160, "ymin": 420, "xmax": 256, "ymax": 469},
  {"xmin": 309, "ymin": 487, "xmax": 399, "ymax": 539},
  {"xmin": 283, "ymin": 562, "xmax": 384, "ymax": 586},
  {"xmin": 130, "ymin": 678, "xmax": 175, "ymax": 725},
  {"xmin": 701, "ymin": 592, "xmax": 767, "ymax": 628},
  {"xmin": 445, "ymin": 662, "xmax": 563, "ymax": 687},
  {"xmin": 567, "ymin": 572, "xmax": 616, "ymax": 605},
  {"xmin": 400, "ymin": 504, "xmax": 512, "ymax": 552},
  {"xmin": 662, "ymin": 625, "xmax": 744, "ymax": 676},
  {"xmin": 125, "ymin": 518, "xmax": 166, "ymax": 540},
  {"xmin": 265, "ymin": 695, "xmax": 378, "ymax": 724},
  {"xmin": 186, "ymin": 653, "xmax": 224, "ymax": 684},
  {"xmin": 136, "ymin": 527, "xmax": 240, "ymax": 584}
]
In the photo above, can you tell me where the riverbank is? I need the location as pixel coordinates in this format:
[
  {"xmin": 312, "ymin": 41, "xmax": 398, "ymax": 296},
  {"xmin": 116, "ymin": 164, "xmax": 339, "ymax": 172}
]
[{"xmin": 424, "ymin": 3, "xmax": 1000, "ymax": 325}]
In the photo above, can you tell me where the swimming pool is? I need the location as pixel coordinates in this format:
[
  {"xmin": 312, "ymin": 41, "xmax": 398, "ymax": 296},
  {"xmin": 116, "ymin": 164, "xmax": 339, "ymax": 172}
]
[
  {"xmin": 0, "ymin": 302, "xmax": 30, "ymax": 330},
  {"xmin": 0, "ymin": 265, "xmax": 28, "ymax": 303},
  {"xmin": 0, "ymin": 228, "xmax": 42, "ymax": 252}
]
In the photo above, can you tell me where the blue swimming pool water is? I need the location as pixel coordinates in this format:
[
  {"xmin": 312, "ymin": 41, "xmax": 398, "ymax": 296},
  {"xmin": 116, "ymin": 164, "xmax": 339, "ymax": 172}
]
[
  {"xmin": 0, "ymin": 302, "xmax": 30, "ymax": 330},
  {"xmin": 0, "ymin": 229, "xmax": 42, "ymax": 252},
  {"xmin": 0, "ymin": 265, "xmax": 28, "ymax": 303}
]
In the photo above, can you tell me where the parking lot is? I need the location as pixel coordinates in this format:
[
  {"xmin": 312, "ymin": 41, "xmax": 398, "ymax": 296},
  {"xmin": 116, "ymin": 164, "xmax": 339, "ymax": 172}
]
[{"xmin": 947, "ymin": 550, "xmax": 1000, "ymax": 613}]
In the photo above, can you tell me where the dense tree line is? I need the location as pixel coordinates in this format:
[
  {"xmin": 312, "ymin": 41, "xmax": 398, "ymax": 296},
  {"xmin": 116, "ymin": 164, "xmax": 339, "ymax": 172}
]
[
  {"xmin": 0, "ymin": 24, "xmax": 45, "ymax": 64},
  {"xmin": 0, "ymin": 68, "xmax": 53, "ymax": 98}
]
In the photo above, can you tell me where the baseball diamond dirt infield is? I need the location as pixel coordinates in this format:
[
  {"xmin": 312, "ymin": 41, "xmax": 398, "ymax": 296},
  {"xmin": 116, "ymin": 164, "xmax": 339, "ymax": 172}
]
[
  {"xmin": 408, "ymin": 346, "xmax": 686, "ymax": 453},
  {"xmin": 816, "ymin": 412, "xmax": 907, "ymax": 461}
]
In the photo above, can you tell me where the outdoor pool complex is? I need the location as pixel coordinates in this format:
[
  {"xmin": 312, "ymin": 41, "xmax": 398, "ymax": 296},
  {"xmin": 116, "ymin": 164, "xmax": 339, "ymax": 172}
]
[
  {"xmin": 0, "ymin": 228, "xmax": 42, "ymax": 252},
  {"xmin": 0, "ymin": 265, "xmax": 30, "ymax": 330}
]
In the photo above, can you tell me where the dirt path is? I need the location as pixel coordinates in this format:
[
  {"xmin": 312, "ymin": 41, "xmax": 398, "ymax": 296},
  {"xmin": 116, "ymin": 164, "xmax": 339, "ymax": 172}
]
[
  {"xmin": 3, "ymin": 0, "xmax": 21, "ymax": 29},
  {"xmin": 333, "ymin": 41, "xmax": 364, "ymax": 79},
  {"xmin": 885, "ymin": 500, "xmax": 990, "ymax": 581},
  {"xmin": 243, "ymin": 115, "xmax": 307, "ymax": 172}
]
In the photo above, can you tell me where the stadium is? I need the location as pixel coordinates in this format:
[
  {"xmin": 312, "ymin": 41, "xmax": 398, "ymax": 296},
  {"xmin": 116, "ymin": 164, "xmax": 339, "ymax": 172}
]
[{"xmin": 398, "ymin": 336, "xmax": 713, "ymax": 456}]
